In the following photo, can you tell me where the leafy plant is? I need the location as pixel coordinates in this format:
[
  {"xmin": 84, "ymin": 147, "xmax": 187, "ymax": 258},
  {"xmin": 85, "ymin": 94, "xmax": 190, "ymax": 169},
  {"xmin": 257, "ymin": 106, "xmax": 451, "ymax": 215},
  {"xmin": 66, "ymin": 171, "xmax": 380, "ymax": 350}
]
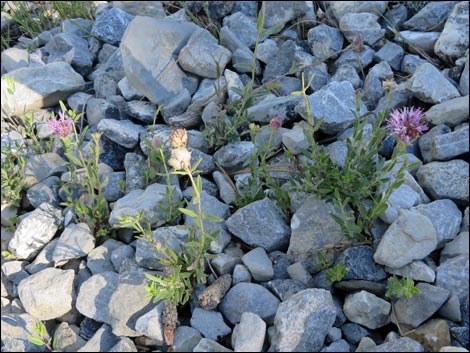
[
  {"xmin": 385, "ymin": 275, "xmax": 421, "ymax": 299},
  {"xmin": 325, "ymin": 262, "xmax": 348, "ymax": 286},
  {"xmin": 53, "ymin": 102, "xmax": 112, "ymax": 237},
  {"xmin": 121, "ymin": 129, "xmax": 222, "ymax": 306},
  {"xmin": 292, "ymin": 84, "xmax": 414, "ymax": 242},
  {"xmin": 1, "ymin": 142, "xmax": 26, "ymax": 208},
  {"xmin": 52, "ymin": 1, "xmax": 95, "ymax": 21},
  {"xmin": 27, "ymin": 320, "xmax": 57, "ymax": 352}
]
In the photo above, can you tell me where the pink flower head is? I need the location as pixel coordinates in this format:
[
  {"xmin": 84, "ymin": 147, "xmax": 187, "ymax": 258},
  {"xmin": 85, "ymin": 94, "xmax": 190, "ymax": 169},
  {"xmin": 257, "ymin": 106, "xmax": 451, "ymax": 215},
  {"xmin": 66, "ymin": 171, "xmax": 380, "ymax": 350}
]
[
  {"xmin": 49, "ymin": 111, "xmax": 73, "ymax": 137},
  {"xmin": 269, "ymin": 117, "xmax": 282, "ymax": 130},
  {"xmin": 386, "ymin": 107, "xmax": 429, "ymax": 144}
]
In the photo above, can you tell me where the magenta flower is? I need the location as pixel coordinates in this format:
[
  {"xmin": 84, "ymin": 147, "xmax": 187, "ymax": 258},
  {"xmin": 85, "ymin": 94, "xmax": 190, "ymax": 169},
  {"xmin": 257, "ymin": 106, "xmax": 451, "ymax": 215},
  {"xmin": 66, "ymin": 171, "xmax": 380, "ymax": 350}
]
[
  {"xmin": 49, "ymin": 111, "xmax": 73, "ymax": 137},
  {"xmin": 386, "ymin": 107, "xmax": 429, "ymax": 144},
  {"xmin": 269, "ymin": 117, "xmax": 282, "ymax": 130}
]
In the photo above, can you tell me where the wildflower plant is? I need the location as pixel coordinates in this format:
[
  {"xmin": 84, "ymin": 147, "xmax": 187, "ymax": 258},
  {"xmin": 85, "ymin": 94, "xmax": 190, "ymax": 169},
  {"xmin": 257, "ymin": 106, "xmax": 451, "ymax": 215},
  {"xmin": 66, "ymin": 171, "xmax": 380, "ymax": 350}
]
[
  {"xmin": 52, "ymin": 101, "xmax": 112, "ymax": 237},
  {"xmin": 122, "ymin": 129, "xmax": 222, "ymax": 306},
  {"xmin": 27, "ymin": 320, "xmax": 57, "ymax": 352}
]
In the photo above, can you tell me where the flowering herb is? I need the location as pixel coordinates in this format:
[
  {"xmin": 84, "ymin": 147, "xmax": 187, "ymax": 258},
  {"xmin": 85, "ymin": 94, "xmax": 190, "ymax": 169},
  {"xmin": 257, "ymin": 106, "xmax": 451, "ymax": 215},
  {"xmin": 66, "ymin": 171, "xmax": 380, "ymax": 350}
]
[
  {"xmin": 168, "ymin": 129, "xmax": 192, "ymax": 171},
  {"xmin": 269, "ymin": 117, "xmax": 282, "ymax": 130},
  {"xmin": 48, "ymin": 111, "xmax": 73, "ymax": 137},
  {"xmin": 385, "ymin": 107, "xmax": 429, "ymax": 144}
]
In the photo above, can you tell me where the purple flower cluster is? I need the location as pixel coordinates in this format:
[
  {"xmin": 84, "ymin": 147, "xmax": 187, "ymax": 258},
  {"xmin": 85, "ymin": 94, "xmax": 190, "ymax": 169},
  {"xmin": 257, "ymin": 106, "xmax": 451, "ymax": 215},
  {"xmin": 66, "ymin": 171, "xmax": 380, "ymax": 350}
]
[
  {"xmin": 386, "ymin": 107, "xmax": 429, "ymax": 144},
  {"xmin": 49, "ymin": 111, "xmax": 73, "ymax": 137}
]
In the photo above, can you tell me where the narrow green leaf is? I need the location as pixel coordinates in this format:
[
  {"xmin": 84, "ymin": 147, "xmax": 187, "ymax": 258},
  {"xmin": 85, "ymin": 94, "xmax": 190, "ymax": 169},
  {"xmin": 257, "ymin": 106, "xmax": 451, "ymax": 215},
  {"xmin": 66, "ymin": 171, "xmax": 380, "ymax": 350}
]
[
  {"xmin": 27, "ymin": 336, "xmax": 45, "ymax": 346},
  {"xmin": 178, "ymin": 208, "xmax": 198, "ymax": 218}
]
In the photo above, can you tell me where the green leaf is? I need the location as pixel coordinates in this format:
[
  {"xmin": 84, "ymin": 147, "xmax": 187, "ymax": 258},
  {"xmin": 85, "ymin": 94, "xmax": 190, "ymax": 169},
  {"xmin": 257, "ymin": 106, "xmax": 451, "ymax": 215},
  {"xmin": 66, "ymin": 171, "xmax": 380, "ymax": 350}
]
[
  {"xmin": 178, "ymin": 208, "xmax": 198, "ymax": 219},
  {"xmin": 260, "ymin": 23, "xmax": 284, "ymax": 39},
  {"xmin": 27, "ymin": 336, "xmax": 45, "ymax": 346},
  {"xmin": 233, "ymin": 62, "xmax": 254, "ymax": 72},
  {"xmin": 201, "ymin": 213, "xmax": 223, "ymax": 223},
  {"xmin": 256, "ymin": 1, "xmax": 265, "ymax": 32}
]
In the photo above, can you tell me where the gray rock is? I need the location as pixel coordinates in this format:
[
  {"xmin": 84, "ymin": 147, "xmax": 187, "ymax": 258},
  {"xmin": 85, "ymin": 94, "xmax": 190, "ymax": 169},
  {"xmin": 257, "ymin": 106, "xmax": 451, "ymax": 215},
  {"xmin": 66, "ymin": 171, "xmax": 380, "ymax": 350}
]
[
  {"xmin": 408, "ymin": 62, "xmax": 461, "ymax": 104},
  {"xmin": 134, "ymin": 226, "xmax": 186, "ymax": 270},
  {"xmin": 334, "ymin": 45, "xmax": 375, "ymax": 72},
  {"xmin": 395, "ymin": 31, "xmax": 440, "ymax": 56},
  {"xmin": 1, "ymin": 47, "xmax": 30, "ymax": 72},
  {"xmin": 270, "ymin": 288, "xmax": 336, "ymax": 352},
  {"xmin": 263, "ymin": 1, "xmax": 308, "ymax": 28},
  {"xmin": 97, "ymin": 118, "xmax": 145, "ymax": 149},
  {"xmin": 77, "ymin": 324, "xmax": 120, "ymax": 352},
  {"xmin": 118, "ymin": 77, "xmax": 143, "ymax": 101},
  {"xmin": 53, "ymin": 322, "xmax": 87, "ymax": 352},
  {"xmin": 9, "ymin": 203, "xmax": 63, "ymax": 260},
  {"xmin": 460, "ymin": 54, "xmax": 469, "ymax": 95},
  {"xmin": 193, "ymin": 338, "xmax": 233, "ymax": 352},
  {"xmin": 308, "ymin": 24, "xmax": 344, "ymax": 61},
  {"xmin": 363, "ymin": 337, "xmax": 424, "ymax": 352},
  {"xmin": 91, "ymin": 7, "xmax": 134, "ymax": 45},
  {"xmin": 247, "ymin": 95, "xmax": 302, "ymax": 125},
  {"xmin": 321, "ymin": 339, "xmax": 350, "ymax": 352},
  {"xmin": 297, "ymin": 81, "xmax": 367, "ymax": 135},
  {"xmin": 411, "ymin": 199, "xmax": 462, "ymax": 246},
  {"xmin": 190, "ymin": 308, "xmax": 232, "ymax": 341},
  {"xmin": 134, "ymin": 301, "xmax": 164, "ymax": 344},
  {"xmin": 404, "ymin": 1, "xmax": 456, "ymax": 31},
  {"xmin": 392, "ymin": 283, "xmax": 450, "ymax": 329},
  {"xmin": 434, "ymin": 1, "xmax": 469, "ymax": 64},
  {"xmin": 462, "ymin": 207, "xmax": 469, "ymax": 232},
  {"xmin": 266, "ymin": 278, "xmax": 308, "ymax": 301},
  {"xmin": 286, "ymin": 262, "xmax": 314, "ymax": 287},
  {"xmin": 219, "ymin": 282, "xmax": 280, "ymax": 325},
  {"xmin": 232, "ymin": 1, "xmax": 258, "ymax": 17},
  {"xmin": 401, "ymin": 54, "xmax": 428, "ymax": 75},
  {"xmin": 292, "ymin": 52, "xmax": 330, "ymax": 91},
  {"xmin": 108, "ymin": 337, "xmax": 138, "ymax": 352},
  {"xmin": 224, "ymin": 68, "xmax": 244, "ymax": 103},
  {"xmin": 123, "ymin": 101, "xmax": 157, "ymax": 124},
  {"xmin": 180, "ymin": 28, "xmax": 231, "ymax": 79},
  {"xmin": 241, "ymin": 247, "xmax": 274, "ymax": 282},
  {"xmin": 214, "ymin": 141, "xmax": 254, "ymax": 173},
  {"xmin": 329, "ymin": 64, "xmax": 362, "ymax": 89},
  {"xmin": 336, "ymin": 245, "xmax": 387, "ymax": 281},
  {"xmin": 416, "ymin": 159, "xmax": 469, "ymax": 206},
  {"xmin": 1, "ymin": 313, "xmax": 50, "ymax": 352},
  {"xmin": 281, "ymin": 123, "xmax": 309, "ymax": 155},
  {"xmin": 85, "ymin": 98, "xmax": 120, "ymax": 127},
  {"xmin": 232, "ymin": 312, "xmax": 266, "ymax": 352},
  {"xmin": 26, "ymin": 175, "xmax": 61, "ymax": 208},
  {"xmin": 24, "ymin": 238, "xmax": 58, "ymax": 274},
  {"xmin": 257, "ymin": 39, "xmax": 279, "ymax": 64},
  {"xmin": 341, "ymin": 322, "xmax": 370, "ymax": 345},
  {"xmin": 223, "ymin": 11, "xmax": 257, "ymax": 48},
  {"xmin": 109, "ymin": 182, "xmax": 182, "ymax": 228},
  {"xmin": 173, "ymin": 326, "xmax": 203, "ymax": 352},
  {"xmin": 226, "ymin": 198, "xmax": 290, "ymax": 252},
  {"xmin": 52, "ymin": 223, "xmax": 95, "ymax": 266},
  {"xmin": 121, "ymin": 17, "xmax": 199, "ymax": 106},
  {"xmin": 1, "ymin": 62, "xmax": 85, "ymax": 116},
  {"xmin": 385, "ymin": 260, "xmax": 436, "ymax": 283},
  {"xmin": 124, "ymin": 152, "xmax": 146, "ymax": 192},
  {"xmin": 183, "ymin": 190, "xmax": 230, "ymax": 253},
  {"xmin": 263, "ymin": 40, "xmax": 298, "ymax": 83},
  {"xmin": 111, "ymin": 244, "xmax": 135, "ymax": 272},
  {"xmin": 287, "ymin": 196, "xmax": 347, "ymax": 263},
  {"xmin": 343, "ymin": 290, "xmax": 391, "ymax": 329},
  {"xmin": 91, "ymin": 46, "xmax": 125, "ymax": 82},
  {"xmin": 213, "ymin": 171, "xmax": 237, "ymax": 205},
  {"xmin": 18, "ymin": 267, "xmax": 74, "ymax": 320},
  {"xmin": 436, "ymin": 255, "xmax": 469, "ymax": 305},
  {"xmin": 440, "ymin": 231, "xmax": 469, "ymax": 261},
  {"xmin": 339, "ymin": 13, "xmax": 384, "ymax": 46},
  {"xmin": 429, "ymin": 125, "xmax": 469, "ymax": 161},
  {"xmin": 67, "ymin": 92, "xmax": 92, "ymax": 115},
  {"xmin": 61, "ymin": 17, "xmax": 92, "ymax": 36},
  {"xmin": 219, "ymin": 26, "xmax": 252, "ymax": 57},
  {"xmin": 101, "ymin": 171, "xmax": 125, "ymax": 202},
  {"xmin": 45, "ymin": 32, "xmax": 93, "ymax": 76},
  {"xmin": 374, "ymin": 41, "xmax": 404, "ymax": 71},
  {"xmin": 438, "ymin": 293, "xmax": 462, "ymax": 322},
  {"xmin": 419, "ymin": 124, "xmax": 453, "ymax": 163},
  {"xmin": 23, "ymin": 152, "xmax": 67, "ymax": 188},
  {"xmin": 113, "ymin": 1, "xmax": 165, "ymax": 18},
  {"xmin": 374, "ymin": 209, "xmax": 438, "ymax": 268},
  {"xmin": 78, "ymin": 270, "xmax": 154, "ymax": 336},
  {"xmin": 211, "ymin": 253, "xmax": 240, "ymax": 276},
  {"xmin": 363, "ymin": 61, "xmax": 393, "ymax": 110},
  {"xmin": 86, "ymin": 238, "xmax": 123, "ymax": 274},
  {"xmin": 328, "ymin": 1, "xmax": 387, "ymax": 23},
  {"xmin": 425, "ymin": 96, "xmax": 469, "ymax": 127},
  {"xmin": 232, "ymin": 48, "xmax": 261, "ymax": 74},
  {"xmin": 232, "ymin": 264, "xmax": 252, "ymax": 285},
  {"xmin": 379, "ymin": 184, "xmax": 421, "ymax": 224}
]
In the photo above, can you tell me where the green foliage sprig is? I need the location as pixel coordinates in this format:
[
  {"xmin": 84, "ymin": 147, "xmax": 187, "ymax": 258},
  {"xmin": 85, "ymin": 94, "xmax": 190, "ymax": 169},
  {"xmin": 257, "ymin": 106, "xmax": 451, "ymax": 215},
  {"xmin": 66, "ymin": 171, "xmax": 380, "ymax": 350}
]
[{"xmin": 385, "ymin": 275, "xmax": 421, "ymax": 299}]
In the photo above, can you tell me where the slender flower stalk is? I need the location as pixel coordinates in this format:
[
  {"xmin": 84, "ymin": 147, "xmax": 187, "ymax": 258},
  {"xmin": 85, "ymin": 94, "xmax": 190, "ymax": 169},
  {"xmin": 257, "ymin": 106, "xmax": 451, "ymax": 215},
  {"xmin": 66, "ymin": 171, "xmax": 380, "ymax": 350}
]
[{"xmin": 385, "ymin": 106, "xmax": 429, "ymax": 144}]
